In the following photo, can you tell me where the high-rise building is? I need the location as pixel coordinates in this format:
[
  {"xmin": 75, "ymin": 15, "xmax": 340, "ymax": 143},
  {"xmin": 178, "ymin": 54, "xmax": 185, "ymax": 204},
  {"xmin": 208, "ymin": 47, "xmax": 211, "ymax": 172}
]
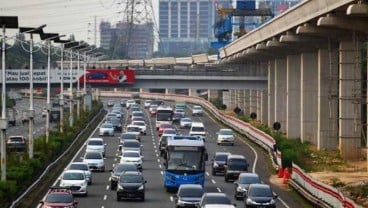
[{"xmin": 100, "ymin": 21, "xmax": 112, "ymax": 50}]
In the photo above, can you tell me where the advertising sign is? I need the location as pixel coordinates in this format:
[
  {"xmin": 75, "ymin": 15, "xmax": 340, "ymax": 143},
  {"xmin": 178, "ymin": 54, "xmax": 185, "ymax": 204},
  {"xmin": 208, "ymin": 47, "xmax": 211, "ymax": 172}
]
[{"xmin": 79, "ymin": 68, "xmax": 135, "ymax": 84}]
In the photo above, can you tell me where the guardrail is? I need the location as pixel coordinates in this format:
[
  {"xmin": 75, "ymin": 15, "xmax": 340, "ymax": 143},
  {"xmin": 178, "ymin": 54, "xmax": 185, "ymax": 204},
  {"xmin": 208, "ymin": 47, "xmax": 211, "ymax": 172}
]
[{"xmin": 99, "ymin": 90, "xmax": 362, "ymax": 208}]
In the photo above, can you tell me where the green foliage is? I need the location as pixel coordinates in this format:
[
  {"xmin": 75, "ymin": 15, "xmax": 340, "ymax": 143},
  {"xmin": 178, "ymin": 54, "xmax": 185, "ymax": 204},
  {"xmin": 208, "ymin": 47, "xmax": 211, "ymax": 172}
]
[{"xmin": 210, "ymin": 98, "xmax": 226, "ymax": 110}]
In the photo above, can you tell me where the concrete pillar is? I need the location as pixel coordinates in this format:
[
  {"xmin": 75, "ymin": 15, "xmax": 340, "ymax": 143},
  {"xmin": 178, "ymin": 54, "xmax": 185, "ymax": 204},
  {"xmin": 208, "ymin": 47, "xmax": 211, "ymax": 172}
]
[
  {"xmin": 222, "ymin": 90, "xmax": 230, "ymax": 110},
  {"xmin": 250, "ymin": 90, "xmax": 257, "ymax": 114},
  {"xmin": 188, "ymin": 89, "xmax": 198, "ymax": 97},
  {"xmin": 165, "ymin": 88, "xmax": 175, "ymax": 94},
  {"xmin": 261, "ymin": 89, "xmax": 268, "ymax": 124},
  {"xmin": 339, "ymin": 40, "xmax": 361, "ymax": 159},
  {"xmin": 256, "ymin": 90, "xmax": 262, "ymax": 121},
  {"xmin": 274, "ymin": 58, "xmax": 287, "ymax": 132},
  {"xmin": 286, "ymin": 54, "xmax": 301, "ymax": 139},
  {"xmin": 244, "ymin": 89, "xmax": 250, "ymax": 116},
  {"xmin": 317, "ymin": 48, "xmax": 339, "ymax": 150},
  {"xmin": 238, "ymin": 90, "xmax": 245, "ymax": 114},
  {"xmin": 268, "ymin": 60, "xmax": 275, "ymax": 128},
  {"xmin": 208, "ymin": 89, "xmax": 220, "ymax": 101},
  {"xmin": 230, "ymin": 89, "xmax": 237, "ymax": 109}
]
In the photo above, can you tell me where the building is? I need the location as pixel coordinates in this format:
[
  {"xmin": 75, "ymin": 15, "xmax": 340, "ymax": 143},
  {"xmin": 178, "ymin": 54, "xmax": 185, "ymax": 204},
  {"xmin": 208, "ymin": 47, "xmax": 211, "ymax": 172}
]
[{"xmin": 100, "ymin": 21, "xmax": 112, "ymax": 50}]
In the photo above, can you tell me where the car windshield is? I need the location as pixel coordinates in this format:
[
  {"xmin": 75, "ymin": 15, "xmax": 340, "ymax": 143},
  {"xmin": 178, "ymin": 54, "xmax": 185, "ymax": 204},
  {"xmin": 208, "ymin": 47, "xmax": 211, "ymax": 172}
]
[
  {"xmin": 164, "ymin": 129, "xmax": 176, "ymax": 134},
  {"xmin": 215, "ymin": 154, "xmax": 229, "ymax": 162},
  {"xmin": 121, "ymin": 134, "xmax": 136, "ymax": 139},
  {"xmin": 88, "ymin": 140, "xmax": 103, "ymax": 146},
  {"xmin": 192, "ymin": 127, "xmax": 205, "ymax": 132},
  {"xmin": 160, "ymin": 124, "xmax": 172, "ymax": 128},
  {"xmin": 249, "ymin": 186, "xmax": 273, "ymax": 197},
  {"xmin": 228, "ymin": 159, "xmax": 247, "ymax": 170},
  {"xmin": 69, "ymin": 164, "xmax": 88, "ymax": 171},
  {"xmin": 101, "ymin": 124, "xmax": 113, "ymax": 128},
  {"xmin": 181, "ymin": 118, "xmax": 191, "ymax": 122},
  {"xmin": 179, "ymin": 187, "xmax": 203, "ymax": 197},
  {"xmin": 219, "ymin": 130, "xmax": 233, "ymax": 135},
  {"xmin": 123, "ymin": 151, "xmax": 140, "ymax": 157},
  {"xmin": 205, "ymin": 195, "xmax": 231, "ymax": 204},
  {"xmin": 123, "ymin": 142, "xmax": 140, "ymax": 148},
  {"xmin": 194, "ymin": 106, "xmax": 202, "ymax": 110},
  {"xmin": 45, "ymin": 193, "xmax": 73, "ymax": 203},
  {"xmin": 239, "ymin": 175, "xmax": 261, "ymax": 184},
  {"xmin": 119, "ymin": 174, "xmax": 144, "ymax": 183},
  {"xmin": 134, "ymin": 122, "xmax": 145, "ymax": 126},
  {"xmin": 85, "ymin": 152, "xmax": 102, "ymax": 159},
  {"xmin": 63, "ymin": 172, "xmax": 84, "ymax": 180},
  {"xmin": 115, "ymin": 164, "xmax": 138, "ymax": 173},
  {"xmin": 127, "ymin": 127, "xmax": 140, "ymax": 132},
  {"xmin": 9, "ymin": 137, "xmax": 23, "ymax": 142}
]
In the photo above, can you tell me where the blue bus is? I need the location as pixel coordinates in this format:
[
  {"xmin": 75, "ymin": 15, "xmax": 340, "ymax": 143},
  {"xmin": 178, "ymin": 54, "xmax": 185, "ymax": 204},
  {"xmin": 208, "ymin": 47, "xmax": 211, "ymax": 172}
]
[{"xmin": 163, "ymin": 135, "xmax": 207, "ymax": 191}]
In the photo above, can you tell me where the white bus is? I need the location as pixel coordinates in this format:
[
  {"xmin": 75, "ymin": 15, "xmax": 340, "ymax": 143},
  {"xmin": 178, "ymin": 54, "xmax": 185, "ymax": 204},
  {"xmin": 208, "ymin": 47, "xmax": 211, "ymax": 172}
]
[{"xmin": 156, "ymin": 106, "xmax": 174, "ymax": 129}]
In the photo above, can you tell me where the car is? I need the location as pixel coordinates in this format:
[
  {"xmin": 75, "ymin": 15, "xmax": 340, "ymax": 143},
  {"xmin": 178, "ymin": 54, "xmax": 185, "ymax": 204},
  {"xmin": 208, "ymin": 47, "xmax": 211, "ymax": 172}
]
[
  {"xmin": 131, "ymin": 121, "xmax": 147, "ymax": 135},
  {"xmin": 159, "ymin": 135, "xmax": 171, "ymax": 157},
  {"xmin": 119, "ymin": 150, "xmax": 143, "ymax": 171},
  {"xmin": 203, "ymin": 205, "xmax": 237, "ymax": 208},
  {"xmin": 108, "ymin": 117, "xmax": 122, "ymax": 132},
  {"xmin": 244, "ymin": 184, "xmax": 278, "ymax": 208},
  {"xmin": 179, "ymin": 117, "xmax": 192, "ymax": 128},
  {"xmin": 130, "ymin": 105, "xmax": 141, "ymax": 113},
  {"xmin": 189, "ymin": 122, "xmax": 206, "ymax": 141},
  {"xmin": 162, "ymin": 128, "xmax": 177, "ymax": 137},
  {"xmin": 216, "ymin": 128, "xmax": 235, "ymax": 145},
  {"xmin": 39, "ymin": 187, "xmax": 78, "ymax": 208},
  {"xmin": 111, "ymin": 110, "xmax": 122, "ymax": 119},
  {"xmin": 149, "ymin": 104, "xmax": 158, "ymax": 116},
  {"xmin": 175, "ymin": 103, "xmax": 186, "ymax": 110},
  {"xmin": 119, "ymin": 140, "xmax": 143, "ymax": 155},
  {"xmin": 119, "ymin": 132, "xmax": 139, "ymax": 145},
  {"xmin": 86, "ymin": 137, "xmax": 106, "ymax": 156},
  {"xmin": 68, "ymin": 162, "xmax": 93, "ymax": 185},
  {"xmin": 126, "ymin": 125, "xmax": 142, "ymax": 141},
  {"xmin": 59, "ymin": 170, "xmax": 88, "ymax": 196},
  {"xmin": 192, "ymin": 105, "xmax": 203, "ymax": 116},
  {"xmin": 120, "ymin": 99, "xmax": 127, "ymax": 107},
  {"xmin": 158, "ymin": 123, "xmax": 174, "ymax": 136},
  {"xmin": 234, "ymin": 173, "xmax": 261, "ymax": 200},
  {"xmin": 99, "ymin": 123, "xmax": 114, "ymax": 136},
  {"xmin": 107, "ymin": 100, "xmax": 115, "ymax": 107},
  {"xmin": 131, "ymin": 110, "xmax": 144, "ymax": 118},
  {"xmin": 174, "ymin": 108, "xmax": 185, "ymax": 117},
  {"xmin": 82, "ymin": 151, "xmax": 105, "ymax": 172},
  {"xmin": 172, "ymin": 112, "xmax": 184, "ymax": 124},
  {"xmin": 144, "ymin": 100, "xmax": 152, "ymax": 108},
  {"xmin": 126, "ymin": 99, "xmax": 136, "ymax": 109},
  {"xmin": 174, "ymin": 184, "xmax": 204, "ymax": 208},
  {"xmin": 211, "ymin": 152, "xmax": 231, "ymax": 176},
  {"xmin": 116, "ymin": 171, "xmax": 147, "ymax": 201},
  {"xmin": 151, "ymin": 100, "xmax": 164, "ymax": 106},
  {"xmin": 105, "ymin": 113, "xmax": 119, "ymax": 121},
  {"xmin": 224, "ymin": 155, "xmax": 249, "ymax": 182},
  {"xmin": 109, "ymin": 163, "xmax": 139, "ymax": 190},
  {"xmin": 198, "ymin": 192, "xmax": 233, "ymax": 208},
  {"xmin": 7, "ymin": 135, "xmax": 27, "ymax": 152}
]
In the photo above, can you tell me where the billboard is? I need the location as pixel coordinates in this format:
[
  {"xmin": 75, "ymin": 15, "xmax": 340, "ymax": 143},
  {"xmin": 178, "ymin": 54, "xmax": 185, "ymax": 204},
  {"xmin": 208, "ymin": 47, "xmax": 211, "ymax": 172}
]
[{"xmin": 79, "ymin": 68, "xmax": 135, "ymax": 84}]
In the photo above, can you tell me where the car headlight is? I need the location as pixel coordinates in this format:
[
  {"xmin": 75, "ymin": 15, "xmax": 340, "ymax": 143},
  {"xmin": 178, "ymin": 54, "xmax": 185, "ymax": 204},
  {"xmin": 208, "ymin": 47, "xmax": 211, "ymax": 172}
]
[
  {"xmin": 236, "ymin": 186, "xmax": 246, "ymax": 192},
  {"xmin": 213, "ymin": 162, "xmax": 219, "ymax": 167},
  {"xmin": 117, "ymin": 184, "xmax": 124, "ymax": 190},
  {"xmin": 246, "ymin": 198, "xmax": 256, "ymax": 205},
  {"xmin": 138, "ymin": 185, "xmax": 144, "ymax": 190},
  {"xmin": 177, "ymin": 199, "xmax": 185, "ymax": 205},
  {"xmin": 270, "ymin": 199, "xmax": 276, "ymax": 204}
]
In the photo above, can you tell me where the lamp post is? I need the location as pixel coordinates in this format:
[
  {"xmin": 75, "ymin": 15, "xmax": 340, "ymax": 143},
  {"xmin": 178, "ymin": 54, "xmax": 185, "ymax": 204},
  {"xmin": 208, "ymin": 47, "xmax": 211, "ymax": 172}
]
[
  {"xmin": 40, "ymin": 33, "xmax": 64, "ymax": 143},
  {"xmin": 74, "ymin": 43, "xmax": 89, "ymax": 118},
  {"xmin": 0, "ymin": 16, "xmax": 18, "ymax": 181},
  {"xmin": 19, "ymin": 24, "xmax": 46, "ymax": 160},
  {"xmin": 64, "ymin": 41, "xmax": 80, "ymax": 127},
  {"xmin": 54, "ymin": 38, "xmax": 70, "ymax": 133}
]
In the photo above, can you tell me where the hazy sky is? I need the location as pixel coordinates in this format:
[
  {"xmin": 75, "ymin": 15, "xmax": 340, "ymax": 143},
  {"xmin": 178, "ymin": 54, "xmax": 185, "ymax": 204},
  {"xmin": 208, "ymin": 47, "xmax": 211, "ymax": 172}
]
[{"xmin": 1, "ymin": 0, "xmax": 159, "ymax": 47}]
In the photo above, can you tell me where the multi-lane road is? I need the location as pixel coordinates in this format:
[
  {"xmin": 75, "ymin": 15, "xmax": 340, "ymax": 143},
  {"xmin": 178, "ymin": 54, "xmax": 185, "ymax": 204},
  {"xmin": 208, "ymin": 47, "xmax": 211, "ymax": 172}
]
[{"xmin": 40, "ymin": 98, "xmax": 307, "ymax": 208}]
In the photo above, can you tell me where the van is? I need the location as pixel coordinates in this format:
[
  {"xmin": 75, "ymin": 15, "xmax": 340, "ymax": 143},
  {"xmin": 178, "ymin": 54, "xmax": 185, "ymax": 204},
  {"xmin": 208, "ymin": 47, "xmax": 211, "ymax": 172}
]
[
  {"xmin": 224, "ymin": 154, "xmax": 249, "ymax": 182},
  {"xmin": 189, "ymin": 122, "xmax": 206, "ymax": 141}
]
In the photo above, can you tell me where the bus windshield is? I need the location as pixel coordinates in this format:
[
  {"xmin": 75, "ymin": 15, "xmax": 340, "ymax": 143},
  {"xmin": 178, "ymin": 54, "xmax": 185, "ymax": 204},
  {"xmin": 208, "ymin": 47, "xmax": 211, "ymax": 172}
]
[
  {"xmin": 157, "ymin": 111, "xmax": 173, "ymax": 121},
  {"xmin": 167, "ymin": 151, "xmax": 203, "ymax": 171}
]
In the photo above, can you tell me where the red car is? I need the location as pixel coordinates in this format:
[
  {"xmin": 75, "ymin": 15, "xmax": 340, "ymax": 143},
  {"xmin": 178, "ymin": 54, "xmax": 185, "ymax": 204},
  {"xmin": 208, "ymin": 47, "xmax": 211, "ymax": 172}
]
[
  {"xmin": 158, "ymin": 123, "xmax": 174, "ymax": 136},
  {"xmin": 40, "ymin": 187, "xmax": 78, "ymax": 208}
]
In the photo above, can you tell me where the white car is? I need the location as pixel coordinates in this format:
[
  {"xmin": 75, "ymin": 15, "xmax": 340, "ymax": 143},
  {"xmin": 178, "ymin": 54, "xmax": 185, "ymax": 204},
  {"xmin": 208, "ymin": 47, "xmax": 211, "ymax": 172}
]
[
  {"xmin": 86, "ymin": 138, "xmax": 106, "ymax": 156},
  {"xmin": 192, "ymin": 105, "xmax": 203, "ymax": 116},
  {"xmin": 68, "ymin": 162, "xmax": 93, "ymax": 185},
  {"xmin": 180, "ymin": 117, "xmax": 192, "ymax": 128},
  {"xmin": 82, "ymin": 151, "xmax": 105, "ymax": 172},
  {"xmin": 110, "ymin": 110, "xmax": 122, "ymax": 119},
  {"xmin": 126, "ymin": 125, "xmax": 142, "ymax": 141},
  {"xmin": 144, "ymin": 100, "xmax": 152, "ymax": 108},
  {"xmin": 174, "ymin": 108, "xmax": 185, "ymax": 117},
  {"xmin": 216, "ymin": 128, "xmax": 235, "ymax": 145},
  {"xmin": 119, "ymin": 150, "xmax": 143, "ymax": 171},
  {"xmin": 99, "ymin": 123, "xmax": 114, "ymax": 136},
  {"xmin": 132, "ymin": 121, "xmax": 147, "ymax": 135},
  {"xmin": 59, "ymin": 170, "xmax": 88, "ymax": 196},
  {"xmin": 126, "ymin": 100, "xmax": 136, "ymax": 109},
  {"xmin": 162, "ymin": 128, "xmax": 177, "ymax": 137}
]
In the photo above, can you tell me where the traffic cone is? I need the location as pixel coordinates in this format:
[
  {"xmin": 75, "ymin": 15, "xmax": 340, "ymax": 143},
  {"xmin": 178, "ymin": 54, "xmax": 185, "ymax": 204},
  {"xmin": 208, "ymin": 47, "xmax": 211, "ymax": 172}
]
[
  {"xmin": 277, "ymin": 167, "xmax": 284, "ymax": 178},
  {"xmin": 283, "ymin": 167, "xmax": 290, "ymax": 184}
]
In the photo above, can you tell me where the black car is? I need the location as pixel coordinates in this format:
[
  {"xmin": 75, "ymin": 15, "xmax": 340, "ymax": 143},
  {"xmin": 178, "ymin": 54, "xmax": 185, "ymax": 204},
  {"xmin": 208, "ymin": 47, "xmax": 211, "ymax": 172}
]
[
  {"xmin": 109, "ymin": 117, "xmax": 122, "ymax": 132},
  {"xmin": 159, "ymin": 135, "xmax": 170, "ymax": 157},
  {"xmin": 172, "ymin": 112, "xmax": 184, "ymax": 124},
  {"xmin": 175, "ymin": 184, "xmax": 204, "ymax": 208},
  {"xmin": 198, "ymin": 192, "xmax": 233, "ymax": 208},
  {"xmin": 109, "ymin": 163, "xmax": 139, "ymax": 190},
  {"xmin": 211, "ymin": 152, "xmax": 231, "ymax": 175},
  {"xmin": 224, "ymin": 155, "xmax": 249, "ymax": 182},
  {"xmin": 234, "ymin": 173, "xmax": 261, "ymax": 200},
  {"xmin": 116, "ymin": 171, "xmax": 146, "ymax": 201},
  {"xmin": 244, "ymin": 184, "xmax": 277, "ymax": 208}
]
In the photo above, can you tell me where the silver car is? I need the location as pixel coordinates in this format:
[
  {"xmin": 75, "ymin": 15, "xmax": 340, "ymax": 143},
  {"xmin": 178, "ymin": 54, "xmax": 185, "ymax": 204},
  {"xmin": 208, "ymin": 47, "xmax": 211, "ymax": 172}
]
[
  {"xmin": 68, "ymin": 162, "xmax": 93, "ymax": 185},
  {"xmin": 99, "ymin": 123, "xmax": 114, "ymax": 136},
  {"xmin": 82, "ymin": 151, "xmax": 105, "ymax": 172}
]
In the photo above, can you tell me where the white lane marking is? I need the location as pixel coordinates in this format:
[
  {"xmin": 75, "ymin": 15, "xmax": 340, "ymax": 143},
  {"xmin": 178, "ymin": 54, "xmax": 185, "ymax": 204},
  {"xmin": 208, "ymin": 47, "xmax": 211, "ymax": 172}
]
[
  {"xmin": 278, "ymin": 196, "xmax": 290, "ymax": 208},
  {"xmin": 217, "ymin": 187, "xmax": 222, "ymax": 192},
  {"xmin": 170, "ymin": 196, "xmax": 174, "ymax": 202},
  {"xmin": 157, "ymin": 158, "xmax": 160, "ymax": 163},
  {"xmin": 206, "ymin": 172, "xmax": 209, "ymax": 176},
  {"xmin": 153, "ymin": 145, "xmax": 156, "ymax": 149},
  {"xmin": 103, "ymin": 195, "xmax": 107, "ymax": 200},
  {"xmin": 112, "ymin": 163, "xmax": 115, "ymax": 167},
  {"xmin": 160, "ymin": 171, "xmax": 163, "ymax": 175},
  {"xmin": 159, "ymin": 164, "xmax": 162, "ymax": 169},
  {"xmin": 114, "ymin": 158, "xmax": 117, "ymax": 162},
  {"xmin": 155, "ymin": 149, "xmax": 157, "ymax": 153},
  {"xmin": 211, "ymin": 179, "xmax": 216, "ymax": 184},
  {"xmin": 156, "ymin": 153, "xmax": 159, "ymax": 157}
]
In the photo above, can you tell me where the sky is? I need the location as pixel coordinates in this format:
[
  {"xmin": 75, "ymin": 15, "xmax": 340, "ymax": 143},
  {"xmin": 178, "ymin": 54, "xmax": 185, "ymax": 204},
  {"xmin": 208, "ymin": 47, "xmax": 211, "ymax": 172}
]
[{"xmin": 1, "ymin": 0, "xmax": 159, "ymax": 47}]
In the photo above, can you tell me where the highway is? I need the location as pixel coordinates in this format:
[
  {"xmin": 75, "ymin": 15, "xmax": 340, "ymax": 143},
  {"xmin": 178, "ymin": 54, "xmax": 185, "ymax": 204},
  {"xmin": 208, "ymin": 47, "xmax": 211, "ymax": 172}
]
[{"xmin": 42, "ymin": 98, "xmax": 305, "ymax": 208}]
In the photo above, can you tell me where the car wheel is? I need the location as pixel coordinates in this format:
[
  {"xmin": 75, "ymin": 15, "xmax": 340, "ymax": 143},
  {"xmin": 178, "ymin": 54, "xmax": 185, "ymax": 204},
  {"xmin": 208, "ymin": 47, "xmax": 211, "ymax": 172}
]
[
  {"xmin": 141, "ymin": 194, "xmax": 145, "ymax": 201},
  {"xmin": 111, "ymin": 183, "xmax": 116, "ymax": 190},
  {"xmin": 117, "ymin": 195, "xmax": 121, "ymax": 201},
  {"xmin": 211, "ymin": 169, "xmax": 216, "ymax": 176},
  {"xmin": 84, "ymin": 192, "xmax": 88, "ymax": 197},
  {"xmin": 225, "ymin": 176, "xmax": 229, "ymax": 182}
]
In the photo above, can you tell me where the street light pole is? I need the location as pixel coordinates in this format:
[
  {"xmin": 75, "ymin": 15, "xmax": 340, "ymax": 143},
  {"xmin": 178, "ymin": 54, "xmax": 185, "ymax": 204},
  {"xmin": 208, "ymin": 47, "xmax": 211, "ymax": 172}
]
[
  {"xmin": 69, "ymin": 48, "xmax": 74, "ymax": 127},
  {"xmin": 77, "ymin": 50, "xmax": 80, "ymax": 118}
]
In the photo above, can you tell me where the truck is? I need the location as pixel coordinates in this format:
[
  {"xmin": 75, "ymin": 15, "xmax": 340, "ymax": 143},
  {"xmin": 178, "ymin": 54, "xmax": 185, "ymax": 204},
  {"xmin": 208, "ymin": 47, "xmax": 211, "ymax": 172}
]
[{"xmin": 6, "ymin": 108, "xmax": 16, "ymax": 126}]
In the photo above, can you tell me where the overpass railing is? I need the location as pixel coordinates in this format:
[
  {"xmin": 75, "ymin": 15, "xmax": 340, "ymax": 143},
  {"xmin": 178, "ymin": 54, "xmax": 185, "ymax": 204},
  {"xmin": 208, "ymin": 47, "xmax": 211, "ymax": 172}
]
[
  {"xmin": 134, "ymin": 68, "xmax": 267, "ymax": 77},
  {"xmin": 99, "ymin": 90, "xmax": 361, "ymax": 208}
]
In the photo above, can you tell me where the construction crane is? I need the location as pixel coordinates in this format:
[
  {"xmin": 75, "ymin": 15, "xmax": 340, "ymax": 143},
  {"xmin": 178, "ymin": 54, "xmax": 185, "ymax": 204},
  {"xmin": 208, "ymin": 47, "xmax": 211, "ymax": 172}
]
[{"xmin": 211, "ymin": 1, "xmax": 273, "ymax": 51}]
